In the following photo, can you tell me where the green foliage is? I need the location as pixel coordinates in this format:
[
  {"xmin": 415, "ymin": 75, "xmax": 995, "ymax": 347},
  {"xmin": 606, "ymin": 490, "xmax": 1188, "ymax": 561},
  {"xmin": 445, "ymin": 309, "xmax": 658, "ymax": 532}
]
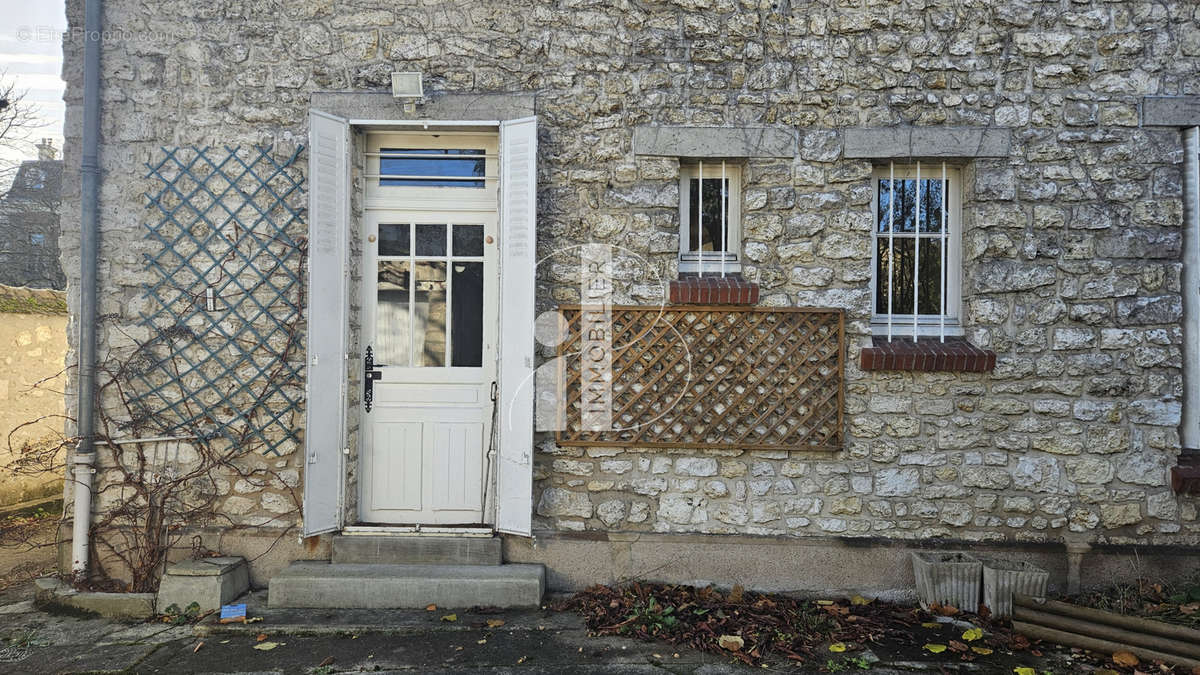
[
  {"xmin": 621, "ymin": 597, "xmax": 680, "ymax": 635},
  {"xmin": 161, "ymin": 601, "xmax": 202, "ymax": 625}
]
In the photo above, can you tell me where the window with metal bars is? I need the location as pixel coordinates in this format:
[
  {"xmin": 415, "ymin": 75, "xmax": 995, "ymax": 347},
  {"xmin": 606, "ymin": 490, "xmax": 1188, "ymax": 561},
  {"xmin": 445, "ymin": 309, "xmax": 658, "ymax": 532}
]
[
  {"xmin": 870, "ymin": 163, "xmax": 962, "ymax": 340},
  {"xmin": 678, "ymin": 161, "xmax": 741, "ymax": 274}
]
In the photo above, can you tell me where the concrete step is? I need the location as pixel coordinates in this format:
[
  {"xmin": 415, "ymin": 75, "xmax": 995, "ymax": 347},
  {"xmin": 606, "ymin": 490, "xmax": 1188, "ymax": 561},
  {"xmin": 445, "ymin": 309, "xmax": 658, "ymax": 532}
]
[
  {"xmin": 331, "ymin": 535, "xmax": 502, "ymax": 565},
  {"xmin": 268, "ymin": 562, "xmax": 545, "ymax": 609}
]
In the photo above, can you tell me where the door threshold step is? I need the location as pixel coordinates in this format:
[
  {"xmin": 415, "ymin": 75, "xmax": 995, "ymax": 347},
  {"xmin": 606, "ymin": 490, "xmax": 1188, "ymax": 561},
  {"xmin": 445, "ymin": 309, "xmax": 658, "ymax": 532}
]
[
  {"xmin": 268, "ymin": 562, "xmax": 544, "ymax": 609},
  {"xmin": 341, "ymin": 525, "xmax": 494, "ymax": 537},
  {"xmin": 332, "ymin": 534, "xmax": 502, "ymax": 565}
]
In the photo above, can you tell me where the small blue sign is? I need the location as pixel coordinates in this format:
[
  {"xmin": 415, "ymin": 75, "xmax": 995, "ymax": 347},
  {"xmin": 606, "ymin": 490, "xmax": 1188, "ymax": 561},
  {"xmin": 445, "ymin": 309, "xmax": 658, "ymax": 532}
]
[{"xmin": 220, "ymin": 603, "xmax": 247, "ymax": 620}]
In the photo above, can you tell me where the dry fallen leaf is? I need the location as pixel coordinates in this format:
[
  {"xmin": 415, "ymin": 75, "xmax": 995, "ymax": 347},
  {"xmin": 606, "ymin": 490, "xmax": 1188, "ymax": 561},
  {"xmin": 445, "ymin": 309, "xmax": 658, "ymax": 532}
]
[
  {"xmin": 962, "ymin": 628, "xmax": 983, "ymax": 641},
  {"xmin": 1112, "ymin": 651, "xmax": 1139, "ymax": 667},
  {"xmin": 318, "ymin": 657, "xmax": 334, "ymax": 667},
  {"xmin": 719, "ymin": 635, "xmax": 745, "ymax": 651},
  {"xmin": 516, "ymin": 656, "xmax": 527, "ymax": 664},
  {"xmin": 426, "ymin": 604, "xmax": 437, "ymax": 611},
  {"xmin": 828, "ymin": 642, "xmax": 847, "ymax": 653},
  {"xmin": 253, "ymin": 641, "xmax": 281, "ymax": 651},
  {"xmin": 729, "ymin": 585, "xmax": 744, "ymax": 603},
  {"xmin": 256, "ymin": 633, "xmax": 268, "ymax": 642},
  {"xmin": 948, "ymin": 640, "xmax": 968, "ymax": 653},
  {"xmin": 193, "ymin": 641, "xmax": 204, "ymax": 653},
  {"xmin": 923, "ymin": 643, "xmax": 947, "ymax": 654},
  {"xmin": 921, "ymin": 621, "xmax": 941, "ymax": 628},
  {"xmin": 1013, "ymin": 668, "xmax": 1036, "ymax": 675},
  {"xmin": 971, "ymin": 646, "xmax": 993, "ymax": 655},
  {"xmin": 477, "ymin": 639, "xmax": 487, "ymax": 645},
  {"xmin": 486, "ymin": 619, "xmax": 505, "ymax": 628},
  {"xmin": 850, "ymin": 595, "xmax": 869, "ymax": 606},
  {"xmin": 441, "ymin": 614, "xmax": 458, "ymax": 622}
]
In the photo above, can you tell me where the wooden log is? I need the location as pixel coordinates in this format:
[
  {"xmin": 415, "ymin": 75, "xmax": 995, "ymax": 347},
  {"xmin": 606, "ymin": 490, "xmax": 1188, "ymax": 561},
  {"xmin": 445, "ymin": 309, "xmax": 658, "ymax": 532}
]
[
  {"xmin": 1013, "ymin": 605, "xmax": 1200, "ymax": 661},
  {"xmin": 1012, "ymin": 620, "xmax": 1200, "ymax": 671},
  {"xmin": 1015, "ymin": 594, "xmax": 1200, "ymax": 644}
]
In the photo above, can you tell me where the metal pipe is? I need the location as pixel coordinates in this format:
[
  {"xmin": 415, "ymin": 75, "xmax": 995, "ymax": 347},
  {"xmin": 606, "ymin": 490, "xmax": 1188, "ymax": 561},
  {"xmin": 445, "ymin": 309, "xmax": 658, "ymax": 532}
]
[
  {"xmin": 887, "ymin": 163, "xmax": 894, "ymax": 341},
  {"xmin": 1183, "ymin": 127, "xmax": 1200, "ymax": 451},
  {"xmin": 72, "ymin": 0, "xmax": 104, "ymax": 582}
]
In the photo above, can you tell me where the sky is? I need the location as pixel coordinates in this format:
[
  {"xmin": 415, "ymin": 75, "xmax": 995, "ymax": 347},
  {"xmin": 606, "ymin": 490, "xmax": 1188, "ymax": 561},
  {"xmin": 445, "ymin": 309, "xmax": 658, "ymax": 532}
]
[{"xmin": 0, "ymin": 0, "xmax": 67, "ymax": 176}]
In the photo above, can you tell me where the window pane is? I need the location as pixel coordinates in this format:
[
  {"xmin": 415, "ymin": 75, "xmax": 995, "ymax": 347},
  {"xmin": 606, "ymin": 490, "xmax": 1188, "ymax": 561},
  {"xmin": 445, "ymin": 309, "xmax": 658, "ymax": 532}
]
[
  {"xmin": 451, "ymin": 262, "xmax": 484, "ymax": 367},
  {"xmin": 413, "ymin": 262, "xmax": 447, "ymax": 366},
  {"xmin": 380, "ymin": 148, "xmax": 485, "ymax": 188},
  {"xmin": 877, "ymin": 178, "xmax": 947, "ymax": 234},
  {"xmin": 875, "ymin": 237, "xmax": 946, "ymax": 316},
  {"xmin": 415, "ymin": 223, "xmax": 447, "ymax": 256},
  {"xmin": 376, "ymin": 260, "xmax": 410, "ymax": 367},
  {"xmin": 379, "ymin": 223, "xmax": 410, "ymax": 256},
  {"xmin": 688, "ymin": 177, "xmax": 730, "ymax": 252},
  {"xmin": 918, "ymin": 237, "xmax": 944, "ymax": 315},
  {"xmin": 453, "ymin": 224, "xmax": 484, "ymax": 257}
]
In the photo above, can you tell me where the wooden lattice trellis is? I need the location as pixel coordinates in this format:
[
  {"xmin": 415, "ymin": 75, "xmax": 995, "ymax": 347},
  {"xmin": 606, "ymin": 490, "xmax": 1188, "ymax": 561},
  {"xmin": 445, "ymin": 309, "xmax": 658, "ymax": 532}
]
[{"xmin": 555, "ymin": 306, "xmax": 844, "ymax": 451}]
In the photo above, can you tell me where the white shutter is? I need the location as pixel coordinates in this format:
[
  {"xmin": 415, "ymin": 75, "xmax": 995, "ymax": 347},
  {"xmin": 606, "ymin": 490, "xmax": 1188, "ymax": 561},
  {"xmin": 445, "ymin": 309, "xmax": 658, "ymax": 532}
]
[
  {"xmin": 302, "ymin": 110, "xmax": 350, "ymax": 536},
  {"xmin": 496, "ymin": 117, "xmax": 537, "ymax": 536}
]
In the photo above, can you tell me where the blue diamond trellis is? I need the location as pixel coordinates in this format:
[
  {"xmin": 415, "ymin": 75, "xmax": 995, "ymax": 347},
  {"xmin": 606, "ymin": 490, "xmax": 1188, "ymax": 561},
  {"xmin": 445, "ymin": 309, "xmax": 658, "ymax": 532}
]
[{"xmin": 132, "ymin": 145, "xmax": 307, "ymax": 457}]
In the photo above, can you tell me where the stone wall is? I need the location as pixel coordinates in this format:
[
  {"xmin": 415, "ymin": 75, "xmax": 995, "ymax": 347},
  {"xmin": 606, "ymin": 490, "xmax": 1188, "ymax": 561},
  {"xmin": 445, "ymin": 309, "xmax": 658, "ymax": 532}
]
[
  {"xmin": 0, "ymin": 286, "xmax": 67, "ymax": 506},
  {"xmin": 59, "ymin": 0, "xmax": 1200, "ymax": 550}
]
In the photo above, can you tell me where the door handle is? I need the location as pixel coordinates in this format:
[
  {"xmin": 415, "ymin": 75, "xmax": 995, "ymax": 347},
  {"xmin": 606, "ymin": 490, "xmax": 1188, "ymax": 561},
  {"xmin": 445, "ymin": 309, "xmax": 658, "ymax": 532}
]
[{"xmin": 364, "ymin": 346, "xmax": 382, "ymax": 412}]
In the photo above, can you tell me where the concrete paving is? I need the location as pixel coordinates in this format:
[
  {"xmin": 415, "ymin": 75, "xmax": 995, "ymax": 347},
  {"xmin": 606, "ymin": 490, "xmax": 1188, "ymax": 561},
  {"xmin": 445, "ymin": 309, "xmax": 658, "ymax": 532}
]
[{"xmin": 0, "ymin": 585, "xmax": 1076, "ymax": 674}]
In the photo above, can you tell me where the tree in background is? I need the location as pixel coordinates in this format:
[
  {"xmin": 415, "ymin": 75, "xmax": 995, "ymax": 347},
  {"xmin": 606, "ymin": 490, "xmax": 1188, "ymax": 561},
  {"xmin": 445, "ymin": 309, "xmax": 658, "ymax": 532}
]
[{"xmin": 0, "ymin": 73, "xmax": 46, "ymax": 192}]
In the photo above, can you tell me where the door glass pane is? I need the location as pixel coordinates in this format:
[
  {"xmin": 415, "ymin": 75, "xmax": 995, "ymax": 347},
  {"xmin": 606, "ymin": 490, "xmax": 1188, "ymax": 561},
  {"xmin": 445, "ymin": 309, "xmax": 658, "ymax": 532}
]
[
  {"xmin": 453, "ymin": 224, "xmax": 484, "ymax": 257},
  {"xmin": 416, "ymin": 223, "xmax": 447, "ymax": 256},
  {"xmin": 376, "ymin": 260, "xmax": 410, "ymax": 366},
  {"xmin": 688, "ymin": 177, "xmax": 729, "ymax": 252},
  {"xmin": 379, "ymin": 148, "xmax": 486, "ymax": 188},
  {"xmin": 413, "ymin": 261, "xmax": 447, "ymax": 366},
  {"xmin": 379, "ymin": 223, "xmax": 410, "ymax": 256},
  {"xmin": 451, "ymin": 262, "xmax": 484, "ymax": 367}
]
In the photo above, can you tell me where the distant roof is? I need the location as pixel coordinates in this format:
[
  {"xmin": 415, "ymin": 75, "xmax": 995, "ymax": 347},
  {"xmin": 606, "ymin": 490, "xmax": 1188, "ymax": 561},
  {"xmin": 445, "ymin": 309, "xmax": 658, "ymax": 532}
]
[{"xmin": 3, "ymin": 159, "xmax": 64, "ymax": 201}]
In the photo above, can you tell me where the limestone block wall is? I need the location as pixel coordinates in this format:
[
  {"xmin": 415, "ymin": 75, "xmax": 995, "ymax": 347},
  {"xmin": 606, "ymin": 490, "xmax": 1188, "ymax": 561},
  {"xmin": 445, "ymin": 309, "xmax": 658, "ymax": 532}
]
[
  {"xmin": 58, "ymin": 0, "xmax": 1200, "ymax": 548},
  {"xmin": 0, "ymin": 286, "xmax": 67, "ymax": 506}
]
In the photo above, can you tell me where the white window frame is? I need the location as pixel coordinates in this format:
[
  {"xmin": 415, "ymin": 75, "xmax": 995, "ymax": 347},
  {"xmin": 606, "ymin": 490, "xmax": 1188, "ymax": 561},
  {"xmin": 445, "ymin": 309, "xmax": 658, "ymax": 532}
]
[
  {"xmin": 869, "ymin": 163, "xmax": 963, "ymax": 339},
  {"xmin": 678, "ymin": 162, "xmax": 742, "ymax": 275}
]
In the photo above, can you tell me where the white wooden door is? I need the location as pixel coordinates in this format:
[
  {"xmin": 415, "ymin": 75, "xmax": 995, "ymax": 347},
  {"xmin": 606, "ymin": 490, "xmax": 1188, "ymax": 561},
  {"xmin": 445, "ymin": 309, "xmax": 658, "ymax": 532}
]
[{"xmin": 361, "ymin": 133, "xmax": 499, "ymax": 525}]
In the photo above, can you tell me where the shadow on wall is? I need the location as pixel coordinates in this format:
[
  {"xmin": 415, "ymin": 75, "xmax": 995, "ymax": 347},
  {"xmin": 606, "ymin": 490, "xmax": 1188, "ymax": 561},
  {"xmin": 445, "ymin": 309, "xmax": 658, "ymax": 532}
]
[{"xmin": 0, "ymin": 284, "xmax": 68, "ymax": 507}]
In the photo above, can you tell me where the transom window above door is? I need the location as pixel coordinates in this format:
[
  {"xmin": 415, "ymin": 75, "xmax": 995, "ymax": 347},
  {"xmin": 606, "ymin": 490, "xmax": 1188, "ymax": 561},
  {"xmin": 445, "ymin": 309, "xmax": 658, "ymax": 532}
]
[
  {"xmin": 379, "ymin": 148, "xmax": 486, "ymax": 188},
  {"xmin": 374, "ymin": 222, "xmax": 486, "ymax": 368},
  {"xmin": 364, "ymin": 131, "xmax": 498, "ymax": 212},
  {"xmin": 871, "ymin": 163, "xmax": 962, "ymax": 339}
]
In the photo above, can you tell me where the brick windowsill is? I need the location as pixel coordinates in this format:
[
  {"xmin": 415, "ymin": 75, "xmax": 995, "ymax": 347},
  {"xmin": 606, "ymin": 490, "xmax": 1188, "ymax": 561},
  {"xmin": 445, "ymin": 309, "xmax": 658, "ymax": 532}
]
[
  {"xmin": 859, "ymin": 335, "xmax": 996, "ymax": 373},
  {"xmin": 669, "ymin": 276, "xmax": 759, "ymax": 305}
]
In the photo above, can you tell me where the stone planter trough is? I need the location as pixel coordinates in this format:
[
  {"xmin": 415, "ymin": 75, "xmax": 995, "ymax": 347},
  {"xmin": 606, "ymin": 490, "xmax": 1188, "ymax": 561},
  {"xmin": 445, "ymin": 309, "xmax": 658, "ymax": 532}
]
[
  {"xmin": 981, "ymin": 558, "xmax": 1049, "ymax": 618},
  {"xmin": 911, "ymin": 551, "xmax": 981, "ymax": 612}
]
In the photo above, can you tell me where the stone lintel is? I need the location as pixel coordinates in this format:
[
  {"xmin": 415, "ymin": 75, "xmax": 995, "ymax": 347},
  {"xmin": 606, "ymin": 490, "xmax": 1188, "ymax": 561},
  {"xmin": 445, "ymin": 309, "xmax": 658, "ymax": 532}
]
[
  {"xmin": 632, "ymin": 126, "xmax": 796, "ymax": 158},
  {"xmin": 1142, "ymin": 97, "xmax": 1200, "ymax": 127},
  {"xmin": 310, "ymin": 91, "xmax": 536, "ymax": 124},
  {"xmin": 843, "ymin": 127, "xmax": 1011, "ymax": 159}
]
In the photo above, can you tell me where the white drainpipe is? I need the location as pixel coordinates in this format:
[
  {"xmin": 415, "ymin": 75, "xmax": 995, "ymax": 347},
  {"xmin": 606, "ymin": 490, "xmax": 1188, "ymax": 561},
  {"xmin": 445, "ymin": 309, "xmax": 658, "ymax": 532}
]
[{"xmin": 1184, "ymin": 126, "xmax": 1200, "ymax": 451}]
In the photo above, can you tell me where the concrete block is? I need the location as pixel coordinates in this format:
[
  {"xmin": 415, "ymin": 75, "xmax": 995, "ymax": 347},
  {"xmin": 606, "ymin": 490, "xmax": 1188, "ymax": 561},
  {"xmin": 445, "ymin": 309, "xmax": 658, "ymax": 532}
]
[
  {"xmin": 632, "ymin": 126, "xmax": 796, "ymax": 158},
  {"xmin": 1142, "ymin": 96, "xmax": 1200, "ymax": 126},
  {"xmin": 156, "ymin": 556, "xmax": 249, "ymax": 613},
  {"xmin": 268, "ymin": 562, "xmax": 545, "ymax": 608},
  {"xmin": 844, "ymin": 126, "xmax": 1011, "ymax": 158},
  {"xmin": 332, "ymin": 535, "xmax": 501, "ymax": 565},
  {"xmin": 34, "ymin": 577, "xmax": 156, "ymax": 620}
]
